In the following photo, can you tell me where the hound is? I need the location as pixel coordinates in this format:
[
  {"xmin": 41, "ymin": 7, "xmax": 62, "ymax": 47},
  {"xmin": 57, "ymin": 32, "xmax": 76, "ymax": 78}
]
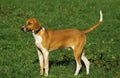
[{"xmin": 21, "ymin": 10, "xmax": 103, "ymax": 76}]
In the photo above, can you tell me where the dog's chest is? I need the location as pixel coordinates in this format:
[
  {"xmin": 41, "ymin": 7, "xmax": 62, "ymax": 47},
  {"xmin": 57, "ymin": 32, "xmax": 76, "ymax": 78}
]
[
  {"xmin": 32, "ymin": 33, "xmax": 49, "ymax": 55},
  {"xmin": 32, "ymin": 33, "xmax": 43, "ymax": 48},
  {"xmin": 33, "ymin": 33, "xmax": 42, "ymax": 43}
]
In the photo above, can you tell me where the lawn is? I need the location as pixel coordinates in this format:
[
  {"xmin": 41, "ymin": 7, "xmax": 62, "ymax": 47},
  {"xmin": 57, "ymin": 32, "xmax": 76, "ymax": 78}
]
[{"xmin": 0, "ymin": 0, "xmax": 120, "ymax": 78}]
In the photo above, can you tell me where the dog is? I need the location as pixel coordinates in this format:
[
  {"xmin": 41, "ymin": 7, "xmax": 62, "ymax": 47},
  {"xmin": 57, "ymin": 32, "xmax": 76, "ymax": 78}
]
[{"xmin": 21, "ymin": 10, "xmax": 103, "ymax": 76}]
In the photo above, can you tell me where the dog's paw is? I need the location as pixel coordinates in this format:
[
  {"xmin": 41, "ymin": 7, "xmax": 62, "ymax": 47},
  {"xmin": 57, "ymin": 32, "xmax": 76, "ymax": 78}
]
[
  {"xmin": 40, "ymin": 71, "xmax": 44, "ymax": 75},
  {"xmin": 44, "ymin": 73, "xmax": 48, "ymax": 76}
]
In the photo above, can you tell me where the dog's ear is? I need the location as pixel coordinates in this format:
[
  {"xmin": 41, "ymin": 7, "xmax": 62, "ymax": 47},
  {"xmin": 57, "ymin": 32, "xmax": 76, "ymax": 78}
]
[{"xmin": 34, "ymin": 19, "xmax": 42, "ymax": 32}]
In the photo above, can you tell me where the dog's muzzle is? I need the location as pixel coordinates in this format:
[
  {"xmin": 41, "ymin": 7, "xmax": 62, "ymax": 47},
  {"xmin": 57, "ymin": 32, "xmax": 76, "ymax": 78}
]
[{"xmin": 21, "ymin": 26, "xmax": 28, "ymax": 32}]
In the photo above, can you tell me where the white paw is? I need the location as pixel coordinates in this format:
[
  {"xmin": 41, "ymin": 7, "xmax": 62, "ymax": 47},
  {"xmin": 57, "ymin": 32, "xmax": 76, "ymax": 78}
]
[{"xmin": 44, "ymin": 73, "xmax": 48, "ymax": 76}]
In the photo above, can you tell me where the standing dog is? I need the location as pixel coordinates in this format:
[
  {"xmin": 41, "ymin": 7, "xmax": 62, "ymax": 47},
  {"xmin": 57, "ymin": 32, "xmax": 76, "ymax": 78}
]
[{"xmin": 21, "ymin": 10, "xmax": 103, "ymax": 76}]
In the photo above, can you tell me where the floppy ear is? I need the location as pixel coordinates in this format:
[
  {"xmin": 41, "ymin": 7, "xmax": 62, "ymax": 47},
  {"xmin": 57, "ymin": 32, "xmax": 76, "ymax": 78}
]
[{"xmin": 34, "ymin": 19, "xmax": 42, "ymax": 32}]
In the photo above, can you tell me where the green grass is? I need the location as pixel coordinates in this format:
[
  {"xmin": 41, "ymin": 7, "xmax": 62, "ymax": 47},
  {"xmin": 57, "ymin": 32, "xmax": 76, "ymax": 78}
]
[{"xmin": 0, "ymin": 0, "xmax": 120, "ymax": 78}]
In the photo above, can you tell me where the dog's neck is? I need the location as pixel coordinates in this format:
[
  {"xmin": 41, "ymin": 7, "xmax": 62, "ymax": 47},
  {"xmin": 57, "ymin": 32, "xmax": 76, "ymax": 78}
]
[
  {"xmin": 32, "ymin": 27, "xmax": 45, "ymax": 34},
  {"xmin": 35, "ymin": 27, "xmax": 42, "ymax": 34}
]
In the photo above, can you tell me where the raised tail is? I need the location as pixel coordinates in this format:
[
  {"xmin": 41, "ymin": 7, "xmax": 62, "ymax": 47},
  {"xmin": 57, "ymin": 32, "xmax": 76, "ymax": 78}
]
[{"xmin": 82, "ymin": 10, "xmax": 103, "ymax": 34}]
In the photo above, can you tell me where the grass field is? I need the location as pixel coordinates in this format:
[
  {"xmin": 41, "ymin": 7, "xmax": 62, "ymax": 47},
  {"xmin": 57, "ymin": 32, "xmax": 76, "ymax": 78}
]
[{"xmin": 0, "ymin": 0, "xmax": 120, "ymax": 78}]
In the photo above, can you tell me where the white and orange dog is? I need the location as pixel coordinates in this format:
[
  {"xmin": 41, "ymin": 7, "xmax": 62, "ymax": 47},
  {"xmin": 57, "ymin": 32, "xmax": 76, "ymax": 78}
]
[{"xmin": 21, "ymin": 10, "xmax": 103, "ymax": 76}]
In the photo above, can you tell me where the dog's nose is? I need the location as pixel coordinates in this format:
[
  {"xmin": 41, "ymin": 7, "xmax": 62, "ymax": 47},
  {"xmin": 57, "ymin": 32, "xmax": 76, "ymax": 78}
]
[{"xmin": 21, "ymin": 26, "xmax": 25, "ymax": 31}]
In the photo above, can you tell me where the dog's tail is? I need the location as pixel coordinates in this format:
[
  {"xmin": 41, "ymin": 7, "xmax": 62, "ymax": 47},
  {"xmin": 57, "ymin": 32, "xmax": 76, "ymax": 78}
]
[{"xmin": 82, "ymin": 10, "xmax": 103, "ymax": 34}]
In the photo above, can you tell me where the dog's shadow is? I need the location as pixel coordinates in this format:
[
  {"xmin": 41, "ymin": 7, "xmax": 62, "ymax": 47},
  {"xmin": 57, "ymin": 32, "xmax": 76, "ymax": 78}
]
[
  {"xmin": 50, "ymin": 59, "xmax": 75, "ymax": 66},
  {"xmin": 32, "ymin": 58, "xmax": 75, "ymax": 67}
]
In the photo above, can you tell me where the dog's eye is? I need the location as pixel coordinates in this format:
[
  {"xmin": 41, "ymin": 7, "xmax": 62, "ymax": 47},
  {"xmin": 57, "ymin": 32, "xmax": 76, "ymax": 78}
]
[{"xmin": 28, "ymin": 22, "xmax": 32, "ymax": 25}]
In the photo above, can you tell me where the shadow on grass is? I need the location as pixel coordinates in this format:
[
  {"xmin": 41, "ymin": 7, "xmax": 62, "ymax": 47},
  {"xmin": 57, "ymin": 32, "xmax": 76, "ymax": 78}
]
[
  {"xmin": 32, "ymin": 53, "xmax": 120, "ymax": 72},
  {"xmin": 32, "ymin": 58, "xmax": 75, "ymax": 66},
  {"xmin": 50, "ymin": 59, "xmax": 75, "ymax": 66},
  {"xmin": 89, "ymin": 57, "xmax": 119, "ymax": 71}
]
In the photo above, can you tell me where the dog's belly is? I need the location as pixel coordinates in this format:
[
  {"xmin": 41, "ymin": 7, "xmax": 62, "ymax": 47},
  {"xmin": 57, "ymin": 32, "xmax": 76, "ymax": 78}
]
[{"xmin": 48, "ymin": 40, "xmax": 75, "ymax": 51}]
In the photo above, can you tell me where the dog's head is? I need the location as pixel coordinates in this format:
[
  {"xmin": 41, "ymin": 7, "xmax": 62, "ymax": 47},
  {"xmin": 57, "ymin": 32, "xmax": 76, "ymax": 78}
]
[{"xmin": 21, "ymin": 18, "xmax": 42, "ymax": 33}]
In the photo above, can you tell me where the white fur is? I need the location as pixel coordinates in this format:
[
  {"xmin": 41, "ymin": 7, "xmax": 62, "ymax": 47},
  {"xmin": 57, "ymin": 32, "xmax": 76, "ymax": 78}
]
[
  {"xmin": 32, "ymin": 33, "xmax": 42, "ymax": 43},
  {"xmin": 74, "ymin": 59, "xmax": 82, "ymax": 76},
  {"xmin": 32, "ymin": 33, "xmax": 48, "ymax": 55},
  {"xmin": 32, "ymin": 33, "xmax": 49, "ymax": 76},
  {"xmin": 99, "ymin": 10, "xmax": 103, "ymax": 22},
  {"xmin": 71, "ymin": 46, "xmax": 75, "ymax": 50},
  {"xmin": 37, "ymin": 49, "xmax": 44, "ymax": 75},
  {"xmin": 81, "ymin": 52, "xmax": 90, "ymax": 75}
]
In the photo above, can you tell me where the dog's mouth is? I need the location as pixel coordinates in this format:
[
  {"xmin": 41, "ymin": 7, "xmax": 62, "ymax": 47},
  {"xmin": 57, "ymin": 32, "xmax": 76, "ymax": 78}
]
[{"xmin": 21, "ymin": 26, "xmax": 31, "ymax": 32}]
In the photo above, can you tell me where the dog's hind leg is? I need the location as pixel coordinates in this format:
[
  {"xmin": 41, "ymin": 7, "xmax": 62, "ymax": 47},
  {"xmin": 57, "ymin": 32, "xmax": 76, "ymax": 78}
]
[
  {"xmin": 74, "ymin": 57, "xmax": 82, "ymax": 76},
  {"xmin": 81, "ymin": 51, "xmax": 90, "ymax": 75},
  {"xmin": 74, "ymin": 41, "xmax": 85, "ymax": 76}
]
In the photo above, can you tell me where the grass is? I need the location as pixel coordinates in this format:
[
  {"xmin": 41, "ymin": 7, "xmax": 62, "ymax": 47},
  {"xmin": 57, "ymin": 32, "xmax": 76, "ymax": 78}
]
[{"xmin": 0, "ymin": 0, "xmax": 120, "ymax": 78}]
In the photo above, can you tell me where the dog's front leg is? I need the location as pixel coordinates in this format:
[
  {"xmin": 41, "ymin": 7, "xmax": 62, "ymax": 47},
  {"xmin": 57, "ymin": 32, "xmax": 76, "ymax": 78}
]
[
  {"xmin": 36, "ymin": 42, "xmax": 49, "ymax": 76},
  {"xmin": 37, "ymin": 49, "xmax": 44, "ymax": 75},
  {"xmin": 42, "ymin": 48, "xmax": 49, "ymax": 76}
]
